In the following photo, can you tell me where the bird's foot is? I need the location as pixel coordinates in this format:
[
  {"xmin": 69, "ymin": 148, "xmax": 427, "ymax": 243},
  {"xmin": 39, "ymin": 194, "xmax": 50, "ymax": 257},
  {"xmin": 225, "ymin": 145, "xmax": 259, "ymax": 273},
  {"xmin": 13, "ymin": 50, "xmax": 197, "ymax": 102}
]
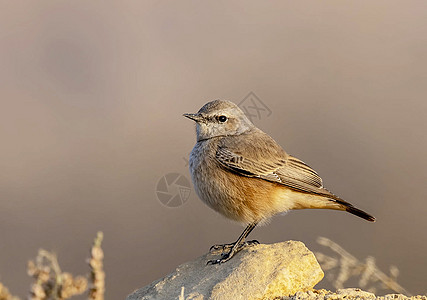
[
  {"xmin": 207, "ymin": 240, "xmax": 260, "ymax": 265},
  {"xmin": 209, "ymin": 240, "xmax": 259, "ymax": 253}
]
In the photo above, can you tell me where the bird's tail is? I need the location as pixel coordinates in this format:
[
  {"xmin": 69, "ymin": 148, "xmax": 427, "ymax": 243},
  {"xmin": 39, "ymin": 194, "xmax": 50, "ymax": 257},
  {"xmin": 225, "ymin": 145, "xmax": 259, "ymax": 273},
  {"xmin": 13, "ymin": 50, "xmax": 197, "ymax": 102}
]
[
  {"xmin": 345, "ymin": 205, "xmax": 376, "ymax": 222},
  {"xmin": 329, "ymin": 196, "xmax": 376, "ymax": 222}
]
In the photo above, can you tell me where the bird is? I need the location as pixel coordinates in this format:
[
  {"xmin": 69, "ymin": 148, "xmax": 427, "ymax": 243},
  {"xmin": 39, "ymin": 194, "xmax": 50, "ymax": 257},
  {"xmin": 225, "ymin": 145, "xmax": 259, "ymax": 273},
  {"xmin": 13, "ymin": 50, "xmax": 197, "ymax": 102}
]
[{"xmin": 183, "ymin": 100, "xmax": 375, "ymax": 264}]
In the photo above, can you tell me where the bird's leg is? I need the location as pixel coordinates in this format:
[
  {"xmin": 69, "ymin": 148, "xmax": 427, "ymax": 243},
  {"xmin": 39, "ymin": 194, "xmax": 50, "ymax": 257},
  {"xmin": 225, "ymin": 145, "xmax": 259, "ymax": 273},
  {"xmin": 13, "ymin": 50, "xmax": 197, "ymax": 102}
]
[{"xmin": 207, "ymin": 222, "xmax": 258, "ymax": 265}]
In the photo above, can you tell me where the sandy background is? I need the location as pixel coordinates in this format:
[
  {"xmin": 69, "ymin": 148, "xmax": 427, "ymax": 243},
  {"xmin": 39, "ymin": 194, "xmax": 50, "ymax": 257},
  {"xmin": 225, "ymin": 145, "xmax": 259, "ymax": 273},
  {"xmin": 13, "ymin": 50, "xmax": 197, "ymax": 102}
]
[{"xmin": 0, "ymin": 1, "xmax": 426, "ymax": 298}]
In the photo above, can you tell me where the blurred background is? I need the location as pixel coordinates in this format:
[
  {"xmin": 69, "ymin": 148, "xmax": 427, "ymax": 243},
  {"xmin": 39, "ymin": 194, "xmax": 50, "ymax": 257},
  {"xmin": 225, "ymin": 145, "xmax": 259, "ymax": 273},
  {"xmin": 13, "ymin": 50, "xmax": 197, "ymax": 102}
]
[{"xmin": 1, "ymin": 1, "xmax": 426, "ymax": 298}]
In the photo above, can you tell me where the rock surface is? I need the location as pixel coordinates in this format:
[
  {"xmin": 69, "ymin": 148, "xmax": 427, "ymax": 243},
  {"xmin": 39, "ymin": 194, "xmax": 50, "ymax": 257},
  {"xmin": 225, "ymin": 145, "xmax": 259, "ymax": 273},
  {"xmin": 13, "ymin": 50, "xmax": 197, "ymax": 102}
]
[
  {"xmin": 287, "ymin": 288, "xmax": 426, "ymax": 300},
  {"xmin": 127, "ymin": 241, "xmax": 324, "ymax": 300}
]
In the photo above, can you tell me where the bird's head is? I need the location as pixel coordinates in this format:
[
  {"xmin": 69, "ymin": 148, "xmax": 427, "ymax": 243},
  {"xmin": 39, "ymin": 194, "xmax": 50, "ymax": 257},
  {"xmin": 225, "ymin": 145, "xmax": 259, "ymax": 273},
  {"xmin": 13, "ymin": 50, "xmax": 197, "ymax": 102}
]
[{"xmin": 184, "ymin": 100, "xmax": 254, "ymax": 141}]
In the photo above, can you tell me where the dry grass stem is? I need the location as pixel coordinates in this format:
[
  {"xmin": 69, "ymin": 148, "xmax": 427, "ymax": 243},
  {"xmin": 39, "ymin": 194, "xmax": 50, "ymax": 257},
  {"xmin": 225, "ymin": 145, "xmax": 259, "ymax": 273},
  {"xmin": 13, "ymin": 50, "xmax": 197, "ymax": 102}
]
[
  {"xmin": 178, "ymin": 287, "xmax": 185, "ymax": 300},
  {"xmin": 315, "ymin": 236, "xmax": 410, "ymax": 295}
]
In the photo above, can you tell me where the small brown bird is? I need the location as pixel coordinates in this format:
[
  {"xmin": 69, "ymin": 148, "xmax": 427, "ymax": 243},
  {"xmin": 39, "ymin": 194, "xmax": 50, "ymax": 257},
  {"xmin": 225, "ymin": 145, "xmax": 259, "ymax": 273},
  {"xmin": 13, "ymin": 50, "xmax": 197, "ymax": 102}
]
[{"xmin": 184, "ymin": 100, "xmax": 375, "ymax": 264}]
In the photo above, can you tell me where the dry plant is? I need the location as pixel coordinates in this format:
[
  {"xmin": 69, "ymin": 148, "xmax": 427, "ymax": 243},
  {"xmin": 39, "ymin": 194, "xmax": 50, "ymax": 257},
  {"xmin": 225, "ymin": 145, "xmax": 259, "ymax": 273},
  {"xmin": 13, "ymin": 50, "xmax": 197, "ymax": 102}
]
[
  {"xmin": 88, "ymin": 232, "xmax": 105, "ymax": 300},
  {"xmin": 0, "ymin": 232, "xmax": 105, "ymax": 300},
  {"xmin": 27, "ymin": 249, "xmax": 87, "ymax": 299},
  {"xmin": 315, "ymin": 236, "xmax": 410, "ymax": 295}
]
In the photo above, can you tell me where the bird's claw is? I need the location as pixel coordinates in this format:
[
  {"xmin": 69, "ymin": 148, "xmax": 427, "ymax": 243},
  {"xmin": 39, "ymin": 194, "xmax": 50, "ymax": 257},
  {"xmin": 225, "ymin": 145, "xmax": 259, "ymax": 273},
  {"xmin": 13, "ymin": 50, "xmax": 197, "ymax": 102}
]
[
  {"xmin": 207, "ymin": 239, "xmax": 260, "ymax": 265},
  {"xmin": 207, "ymin": 252, "xmax": 232, "ymax": 265},
  {"xmin": 245, "ymin": 239, "xmax": 260, "ymax": 247}
]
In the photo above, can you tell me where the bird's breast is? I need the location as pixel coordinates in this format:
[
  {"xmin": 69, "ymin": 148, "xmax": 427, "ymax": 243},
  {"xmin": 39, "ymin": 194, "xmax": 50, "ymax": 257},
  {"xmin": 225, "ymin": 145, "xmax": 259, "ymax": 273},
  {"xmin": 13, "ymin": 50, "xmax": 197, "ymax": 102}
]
[{"xmin": 188, "ymin": 140, "xmax": 284, "ymax": 224}]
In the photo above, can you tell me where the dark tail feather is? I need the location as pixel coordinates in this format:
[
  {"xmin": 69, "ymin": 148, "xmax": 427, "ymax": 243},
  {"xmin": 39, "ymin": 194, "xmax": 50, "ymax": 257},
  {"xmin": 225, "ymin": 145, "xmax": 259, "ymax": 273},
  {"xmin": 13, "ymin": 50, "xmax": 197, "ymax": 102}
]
[
  {"xmin": 324, "ymin": 191, "xmax": 375, "ymax": 222},
  {"xmin": 345, "ymin": 205, "xmax": 376, "ymax": 222},
  {"xmin": 327, "ymin": 195, "xmax": 376, "ymax": 222}
]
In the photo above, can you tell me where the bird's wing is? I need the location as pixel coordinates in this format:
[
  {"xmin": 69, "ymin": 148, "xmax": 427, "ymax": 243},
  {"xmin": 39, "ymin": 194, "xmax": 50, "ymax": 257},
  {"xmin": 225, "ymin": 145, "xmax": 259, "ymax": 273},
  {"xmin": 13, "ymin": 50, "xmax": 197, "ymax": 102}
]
[
  {"xmin": 215, "ymin": 130, "xmax": 377, "ymax": 222},
  {"xmin": 215, "ymin": 131, "xmax": 336, "ymax": 198}
]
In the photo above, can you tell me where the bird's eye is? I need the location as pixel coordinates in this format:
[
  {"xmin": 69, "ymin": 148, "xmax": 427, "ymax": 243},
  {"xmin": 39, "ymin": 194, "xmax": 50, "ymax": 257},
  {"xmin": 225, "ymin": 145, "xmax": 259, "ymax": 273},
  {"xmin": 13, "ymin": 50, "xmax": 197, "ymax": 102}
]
[{"xmin": 217, "ymin": 115, "xmax": 228, "ymax": 123}]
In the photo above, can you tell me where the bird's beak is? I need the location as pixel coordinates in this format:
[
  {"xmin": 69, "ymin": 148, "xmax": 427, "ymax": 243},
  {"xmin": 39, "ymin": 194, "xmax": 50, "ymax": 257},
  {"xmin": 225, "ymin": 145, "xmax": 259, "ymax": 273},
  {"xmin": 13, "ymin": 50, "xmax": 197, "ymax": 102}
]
[{"xmin": 183, "ymin": 113, "xmax": 203, "ymax": 123}]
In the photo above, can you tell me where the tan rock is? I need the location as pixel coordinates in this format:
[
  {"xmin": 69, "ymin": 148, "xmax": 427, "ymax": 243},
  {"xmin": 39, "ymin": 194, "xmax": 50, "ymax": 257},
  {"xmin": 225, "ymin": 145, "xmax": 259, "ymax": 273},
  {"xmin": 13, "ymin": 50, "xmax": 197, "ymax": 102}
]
[
  {"xmin": 288, "ymin": 288, "xmax": 427, "ymax": 300},
  {"xmin": 127, "ymin": 241, "xmax": 324, "ymax": 300}
]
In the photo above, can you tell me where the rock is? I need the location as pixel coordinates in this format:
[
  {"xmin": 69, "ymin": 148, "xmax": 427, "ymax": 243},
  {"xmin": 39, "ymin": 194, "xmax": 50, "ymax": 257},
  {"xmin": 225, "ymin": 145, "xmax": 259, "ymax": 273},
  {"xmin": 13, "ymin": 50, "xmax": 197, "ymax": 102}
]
[
  {"xmin": 288, "ymin": 288, "xmax": 427, "ymax": 300},
  {"xmin": 127, "ymin": 241, "xmax": 324, "ymax": 300},
  {"xmin": 290, "ymin": 288, "xmax": 376, "ymax": 300}
]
